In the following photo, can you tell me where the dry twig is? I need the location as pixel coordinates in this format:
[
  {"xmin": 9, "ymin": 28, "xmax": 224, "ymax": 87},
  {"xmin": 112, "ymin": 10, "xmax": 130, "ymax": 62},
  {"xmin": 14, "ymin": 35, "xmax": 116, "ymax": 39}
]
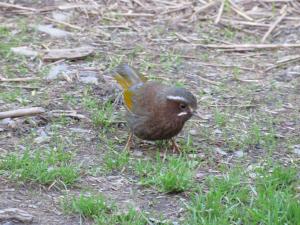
[
  {"xmin": 44, "ymin": 17, "xmax": 82, "ymax": 30},
  {"xmin": 0, "ymin": 2, "xmax": 36, "ymax": 12},
  {"xmin": 0, "ymin": 77, "xmax": 40, "ymax": 82},
  {"xmin": 261, "ymin": 5, "xmax": 288, "ymax": 43},
  {"xmin": 195, "ymin": 43, "xmax": 300, "ymax": 50},
  {"xmin": 215, "ymin": 0, "xmax": 225, "ymax": 24},
  {"xmin": 0, "ymin": 107, "xmax": 45, "ymax": 119},
  {"xmin": 265, "ymin": 54, "xmax": 300, "ymax": 72},
  {"xmin": 229, "ymin": 0, "xmax": 254, "ymax": 21}
]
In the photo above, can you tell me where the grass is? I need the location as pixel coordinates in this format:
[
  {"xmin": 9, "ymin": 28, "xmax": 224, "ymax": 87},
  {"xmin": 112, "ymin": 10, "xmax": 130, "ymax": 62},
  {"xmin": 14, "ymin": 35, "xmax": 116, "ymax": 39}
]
[
  {"xmin": 0, "ymin": 147, "xmax": 79, "ymax": 186},
  {"xmin": 103, "ymin": 141, "xmax": 130, "ymax": 172},
  {"xmin": 185, "ymin": 164, "xmax": 300, "ymax": 225},
  {"xmin": 82, "ymin": 90, "xmax": 114, "ymax": 129},
  {"xmin": 134, "ymin": 154, "xmax": 198, "ymax": 193},
  {"xmin": 62, "ymin": 193, "xmax": 149, "ymax": 224},
  {"xmin": 62, "ymin": 194, "xmax": 112, "ymax": 218},
  {"xmin": 160, "ymin": 51, "xmax": 183, "ymax": 71}
]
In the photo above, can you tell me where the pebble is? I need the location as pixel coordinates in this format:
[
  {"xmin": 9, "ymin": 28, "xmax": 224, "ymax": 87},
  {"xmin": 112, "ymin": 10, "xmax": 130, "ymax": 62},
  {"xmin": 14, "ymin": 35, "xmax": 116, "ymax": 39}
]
[
  {"xmin": 46, "ymin": 63, "xmax": 68, "ymax": 80},
  {"xmin": 214, "ymin": 147, "xmax": 227, "ymax": 155},
  {"xmin": 36, "ymin": 24, "xmax": 72, "ymax": 38},
  {"xmin": 293, "ymin": 145, "xmax": 300, "ymax": 155},
  {"xmin": 234, "ymin": 150, "xmax": 245, "ymax": 158},
  {"xmin": 79, "ymin": 76, "xmax": 98, "ymax": 84}
]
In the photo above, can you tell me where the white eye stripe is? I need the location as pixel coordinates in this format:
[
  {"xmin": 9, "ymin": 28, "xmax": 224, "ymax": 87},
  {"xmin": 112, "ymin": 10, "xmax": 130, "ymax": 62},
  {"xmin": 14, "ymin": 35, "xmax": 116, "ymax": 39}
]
[
  {"xmin": 177, "ymin": 112, "xmax": 188, "ymax": 116},
  {"xmin": 167, "ymin": 95, "xmax": 187, "ymax": 102}
]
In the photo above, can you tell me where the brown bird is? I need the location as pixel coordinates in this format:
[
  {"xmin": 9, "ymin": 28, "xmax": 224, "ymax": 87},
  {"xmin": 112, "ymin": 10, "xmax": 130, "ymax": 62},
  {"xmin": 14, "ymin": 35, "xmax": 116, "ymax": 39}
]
[{"xmin": 112, "ymin": 64, "xmax": 197, "ymax": 152}]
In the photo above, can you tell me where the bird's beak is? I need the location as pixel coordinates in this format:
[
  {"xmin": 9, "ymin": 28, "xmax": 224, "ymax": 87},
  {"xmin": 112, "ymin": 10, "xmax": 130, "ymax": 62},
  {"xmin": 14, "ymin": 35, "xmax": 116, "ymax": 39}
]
[{"xmin": 188, "ymin": 106, "xmax": 194, "ymax": 114}]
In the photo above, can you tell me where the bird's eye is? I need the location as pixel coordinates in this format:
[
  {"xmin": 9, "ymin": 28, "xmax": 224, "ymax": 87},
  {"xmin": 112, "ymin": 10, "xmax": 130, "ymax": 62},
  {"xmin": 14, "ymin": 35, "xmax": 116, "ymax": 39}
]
[{"xmin": 180, "ymin": 103, "xmax": 187, "ymax": 109}]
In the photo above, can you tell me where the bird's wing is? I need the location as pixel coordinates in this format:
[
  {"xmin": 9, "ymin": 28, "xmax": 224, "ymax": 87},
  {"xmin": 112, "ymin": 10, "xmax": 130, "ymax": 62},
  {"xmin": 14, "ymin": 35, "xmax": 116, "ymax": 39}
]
[{"xmin": 123, "ymin": 89, "xmax": 134, "ymax": 111}]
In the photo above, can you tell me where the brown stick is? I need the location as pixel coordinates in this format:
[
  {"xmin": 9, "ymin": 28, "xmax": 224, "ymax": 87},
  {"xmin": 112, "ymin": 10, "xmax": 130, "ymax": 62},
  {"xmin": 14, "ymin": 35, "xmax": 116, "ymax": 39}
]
[
  {"xmin": 261, "ymin": 5, "xmax": 287, "ymax": 43},
  {"xmin": 0, "ymin": 107, "xmax": 45, "ymax": 119}
]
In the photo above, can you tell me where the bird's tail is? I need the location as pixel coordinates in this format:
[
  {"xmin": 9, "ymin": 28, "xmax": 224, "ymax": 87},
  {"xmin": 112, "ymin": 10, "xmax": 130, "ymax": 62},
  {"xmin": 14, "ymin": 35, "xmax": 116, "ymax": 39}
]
[{"xmin": 112, "ymin": 64, "xmax": 147, "ymax": 90}]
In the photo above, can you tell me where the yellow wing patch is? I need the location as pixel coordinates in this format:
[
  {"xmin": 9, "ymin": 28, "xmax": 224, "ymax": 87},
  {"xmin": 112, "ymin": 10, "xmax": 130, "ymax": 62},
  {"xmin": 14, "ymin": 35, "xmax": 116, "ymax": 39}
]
[
  {"xmin": 114, "ymin": 74, "xmax": 132, "ymax": 90},
  {"xmin": 123, "ymin": 90, "xmax": 134, "ymax": 111}
]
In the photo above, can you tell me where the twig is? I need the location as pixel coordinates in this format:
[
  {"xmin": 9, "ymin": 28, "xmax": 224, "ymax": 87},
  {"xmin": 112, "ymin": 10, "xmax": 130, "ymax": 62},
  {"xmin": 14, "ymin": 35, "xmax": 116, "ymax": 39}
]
[
  {"xmin": 49, "ymin": 110, "xmax": 90, "ymax": 121},
  {"xmin": 0, "ymin": 84, "xmax": 39, "ymax": 89},
  {"xmin": 210, "ymin": 104, "xmax": 256, "ymax": 108},
  {"xmin": 174, "ymin": 32, "xmax": 190, "ymax": 43},
  {"xmin": 229, "ymin": 0, "xmax": 254, "ymax": 21},
  {"xmin": 0, "ymin": 77, "xmax": 40, "ymax": 82},
  {"xmin": 259, "ymin": 0, "xmax": 293, "ymax": 2},
  {"xmin": 161, "ymin": 4, "xmax": 191, "ymax": 15},
  {"xmin": 221, "ymin": 18, "xmax": 270, "ymax": 27},
  {"xmin": 110, "ymin": 13, "xmax": 155, "ymax": 17},
  {"xmin": 44, "ymin": 17, "xmax": 82, "ymax": 30},
  {"xmin": 0, "ymin": 107, "xmax": 45, "ymax": 119},
  {"xmin": 261, "ymin": 5, "xmax": 288, "ymax": 43},
  {"xmin": 194, "ymin": 62, "xmax": 256, "ymax": 71},
  {"xmin": 197, "ymin": 75, "xmax": 221, "ymax": 86},
  {"xmin": 195, "ymin": 43, "xmax": 300, "ymax": 50},
  {"xmin": 265, "ymin": 55, "xmax": 300, "ymax": 72},
  {"xmin": 0, "ymin": 2, "xmax": 36, "ymax": 12},
  {"xmin": 235, "ymin": 78, "xmax": 262, "ymax": 83},
  {"xmin": 215, "ymin": 0, "xmax": 225, "ymax": 24},
  {"xmin": 132, "ymin": 0, "xmax": 147, "ymax": 9},
  {"xmin": 191, "ymin": 1, "xmax": 218, "ymax": 19}
]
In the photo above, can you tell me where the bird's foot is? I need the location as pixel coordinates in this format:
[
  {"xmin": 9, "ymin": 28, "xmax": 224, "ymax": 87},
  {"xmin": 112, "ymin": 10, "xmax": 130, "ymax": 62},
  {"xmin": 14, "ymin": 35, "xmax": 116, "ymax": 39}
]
[
  {"xmin": 124, "ymin": 132, "xmax": 133, "ymax": 151},
  {"xmin": 171, "ymin": 138, "xmax": 180, "ymax": 153}
]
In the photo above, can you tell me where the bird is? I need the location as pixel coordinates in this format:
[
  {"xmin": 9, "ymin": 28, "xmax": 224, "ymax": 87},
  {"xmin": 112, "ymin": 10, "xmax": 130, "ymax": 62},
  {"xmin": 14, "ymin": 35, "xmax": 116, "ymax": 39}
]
[{"xmin": 112, "ymin": 64, "xmax": 197, "ymax": 152}]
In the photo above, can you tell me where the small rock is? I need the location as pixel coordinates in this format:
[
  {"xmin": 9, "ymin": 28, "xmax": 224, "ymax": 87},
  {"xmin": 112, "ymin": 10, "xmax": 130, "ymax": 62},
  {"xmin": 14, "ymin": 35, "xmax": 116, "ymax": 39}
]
[
  {"xmin": 46, "ymin": 63, "xmax": 68, "ymax": 80},
  {"xmin": 293, "ymin": 145, "xmax": 300, "ymax": 155},
  {"xmin": 79, "ymin": 76, "xmax": 98, "ymax": 84},
  {"xmin": 36, "ymin": 24, "xmax": 72, "ymax": 38},
  {"xmin": 234, "ymin": 150, "xmax": 245, "ymax": 158},
  {"xmin": 11, "ymin": 46, "xmax": 38, "ymax": 57},
  {"xmin": 189, "ymin": 129, "xmax": 198, "ymax": 136},
  {"xmin": 52, "ymin": 11, "xmax": 72, "ymax": 22},
  {"xmin": 214, "ymin": 147, "xmax": 227, "ymax": 155},
  {"xmin": 188, "ymin": 154, "xmax": 197, "ymax": 159},
  {"xmin": 132, "ymin": 150, "xmax": 143, "ymax": 157},
  {"xmin": 214, "ymin": 129, "xmax": 222, "ymax": 135},
  {"xmin": 196, "ymin": 171, "xmax": 206, "ymax": 180},
  {"xmin": 70, "ymin": 128, "xmax": 90, "ymax": 133},
  {"xmin": 0, "ymin": 208, "xmax": 33, "ymax": 223},
  {"xmin": 0, "ymin": 118, "xmax": 13, "ymax": 125},
  {"xmin": 0, "ymin": 118, "xmax": 17, "ymax": 129},
  {"xmin": 34, "ymin": 135, "xmax": 50, "ymax": 144}
]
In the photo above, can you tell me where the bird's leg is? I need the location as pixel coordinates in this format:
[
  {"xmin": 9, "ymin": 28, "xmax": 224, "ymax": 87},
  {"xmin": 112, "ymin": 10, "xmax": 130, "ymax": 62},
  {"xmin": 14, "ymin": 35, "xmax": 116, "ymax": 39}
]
[
  {"xmin": 170, "ymin": 138, "xmax": 180, "ymax": 153},
  {"xmin": 124, "ymin": 132, "xmax": 133, "ymax": 151}
]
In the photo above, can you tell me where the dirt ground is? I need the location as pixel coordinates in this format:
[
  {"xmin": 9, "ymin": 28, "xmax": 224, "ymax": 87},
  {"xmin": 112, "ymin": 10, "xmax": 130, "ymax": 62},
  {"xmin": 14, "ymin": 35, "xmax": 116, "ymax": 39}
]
[{"xmin": 0, "ymin": 0, "xmax": 299, "ymax": 224}]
